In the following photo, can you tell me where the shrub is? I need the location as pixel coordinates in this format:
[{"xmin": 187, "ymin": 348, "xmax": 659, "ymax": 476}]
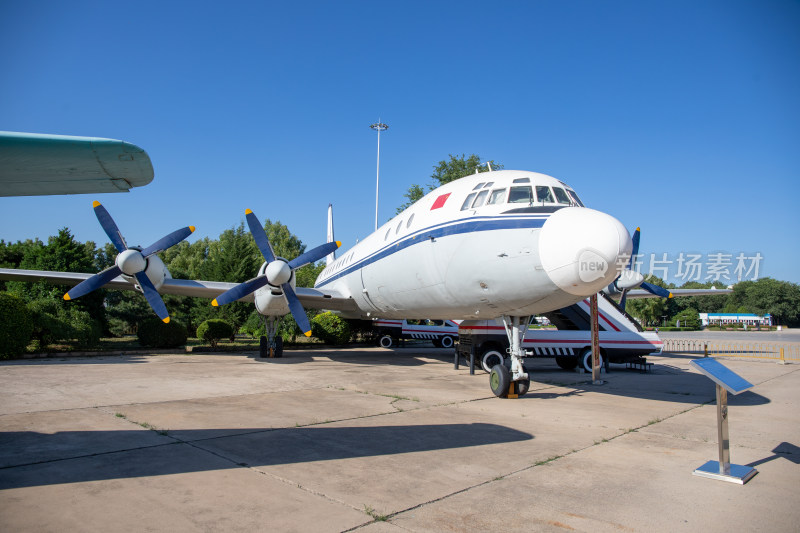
[
  {"xmin": 27, "ymin": 298, "xmax": 71, "ymax": 348},
  {"xmin": 66, "ymin": 309, "xmax": 103, "ymax": 348},
  {"xmin": 311, "ymin": 312, "xmax": 351, "ymax": 345},
  {"xmin": 197, "ymin": 319, "xmax": 234, "ymax": 348},
  {"xmin": 138, "ymin": 318, "xmax": 188, "ymax": 348},
  {"xmin": 0, "ymin": 292, "xmax": 33, "ymax": 359},
  {"xmin": 242, "ymin": 311, "xmax": 302, "ymax": 343}
]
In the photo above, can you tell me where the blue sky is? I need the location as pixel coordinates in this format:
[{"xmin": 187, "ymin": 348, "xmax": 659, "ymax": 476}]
[{"xmin": 1, "ymin": 0, "xmax": 798, "ymax": 286}]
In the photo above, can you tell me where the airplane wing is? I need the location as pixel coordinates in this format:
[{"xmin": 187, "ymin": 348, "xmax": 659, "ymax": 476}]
[
  {"xmin": 624, "ymin": 288, "xmax": 732, "ymax": 299},
  {"xmin": 0, "ymin": 268, "xmax": 360, "ymax": 313},
  {"xmin": 0, "ymin": 131, "xmax": 154, "ymax": 196}
]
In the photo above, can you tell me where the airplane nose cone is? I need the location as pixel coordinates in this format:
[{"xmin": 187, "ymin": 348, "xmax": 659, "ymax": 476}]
[{"xmin": 539, "ymin": 207, "xmax": 632, "ymax": 296}]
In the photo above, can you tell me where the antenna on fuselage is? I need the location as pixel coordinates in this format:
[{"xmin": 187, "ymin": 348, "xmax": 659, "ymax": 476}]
[
  {"xmin": 486, "ymin": 162, "xmax": 492, "ymax": 171},
  {"xmin": 326, "ymin": 203, "xmax": 336, "ymax": 266}
]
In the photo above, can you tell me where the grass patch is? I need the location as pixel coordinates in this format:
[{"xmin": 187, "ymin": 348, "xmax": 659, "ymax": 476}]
[{"xmin": 363, "ymin": 505, "xmax": 389, "ymax": 522}]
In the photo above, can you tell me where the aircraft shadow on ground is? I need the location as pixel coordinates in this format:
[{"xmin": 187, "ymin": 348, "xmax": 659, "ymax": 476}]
[{"xmin": 0, "ymin": 422, "xmax": 532, "ymax": 490}]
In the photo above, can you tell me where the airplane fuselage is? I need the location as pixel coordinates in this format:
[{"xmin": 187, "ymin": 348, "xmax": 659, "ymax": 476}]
[{"xmin": 314, "ymin": 170, "xmax": 632, "ymax": 320}]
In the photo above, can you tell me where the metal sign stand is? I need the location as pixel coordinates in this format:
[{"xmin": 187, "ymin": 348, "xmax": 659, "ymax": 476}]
[{"xmin": 690, "ymin": 358, "xmax": 758, "ymax": 484}]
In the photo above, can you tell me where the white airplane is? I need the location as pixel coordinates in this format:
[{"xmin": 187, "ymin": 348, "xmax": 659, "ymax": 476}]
[{"xmin": 0, "ymin": 169, "xmax": 724, "ymax": 397}]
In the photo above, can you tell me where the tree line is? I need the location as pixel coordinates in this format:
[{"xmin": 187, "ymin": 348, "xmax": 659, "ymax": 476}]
[{"xmin": 0, "ymin": 219, "xmax": 325, "ymax": 345}]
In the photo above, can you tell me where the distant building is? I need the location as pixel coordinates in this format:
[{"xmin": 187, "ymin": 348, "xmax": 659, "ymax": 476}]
[{"xmin": 699, "ymin": 313, "xmax": 772, "ymax": 326}]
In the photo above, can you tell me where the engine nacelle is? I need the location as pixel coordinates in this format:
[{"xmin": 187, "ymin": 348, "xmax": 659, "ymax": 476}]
[
  {"xmin": 254, "ymin": 283, "xmax": 291, "ymax": 316},
  {"xmin": 121, "ymin": 254, "xmax": 170, "ymax": 291}
]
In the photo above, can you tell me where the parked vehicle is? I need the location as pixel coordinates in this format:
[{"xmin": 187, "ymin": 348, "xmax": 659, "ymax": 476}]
[
  {"xmin": 374, "ymin": 319, "xmax": 460, "ymax": 349},
  {"xmin": 457, "ymin": 293, "xmax": 662, "ymax": 372}
]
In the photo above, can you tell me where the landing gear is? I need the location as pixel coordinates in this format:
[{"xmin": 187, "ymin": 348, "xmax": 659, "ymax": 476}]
[
  {"xmin": 488, "ymin": 316, "xmax": 532, "ymax": 398},
  {"xmin": 259, "ymin": 316, "xmax": 283, "ymax": 358}
]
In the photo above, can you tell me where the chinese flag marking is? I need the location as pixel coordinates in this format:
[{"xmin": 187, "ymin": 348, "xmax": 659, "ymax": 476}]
[{"xmin": 431, "ymin": 193, "xmax": 450, "ymax": 210}]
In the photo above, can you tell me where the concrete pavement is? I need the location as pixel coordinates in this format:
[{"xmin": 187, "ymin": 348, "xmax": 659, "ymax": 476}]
[{"xmin": 1, "ymin": 347, "xmax": 798, "ymax": 532}]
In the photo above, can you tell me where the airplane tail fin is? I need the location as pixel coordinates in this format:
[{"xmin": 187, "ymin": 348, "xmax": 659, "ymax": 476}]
[{"xmin": 326, "ymin": 203, "xmax": 336, "ymax": 266}]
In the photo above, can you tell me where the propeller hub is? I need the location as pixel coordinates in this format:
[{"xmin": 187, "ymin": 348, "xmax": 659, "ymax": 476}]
[
  {"xmin": 265, "ymin": 260, "xmax": 292, "ymax": 286},
  {"xmin": 117, "ymin": 249, "xmax": 146, "ymax": 276}
]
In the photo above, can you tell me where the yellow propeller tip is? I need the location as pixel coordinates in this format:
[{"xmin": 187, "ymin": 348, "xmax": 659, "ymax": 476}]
[
  {"xmin": 63, "ymin": 293, "xmax": 71, "ymax": 301},
  {"xmin": 162, "ymin": 317, "xmax": 170, "ymax": 324},
  {"xmin": 668, "ymin": 293, "xmax": 674, "ymax": 299},
  {"xmin": 92, "ymin": 201, "xmax": 101, "ymax": 208},
  {"xmin": 189, "ymin": 226, "xmax": 196, "ymax": 233},
  {"xmin": 211, "ymin": 299, "xmax": 218, "ymax": 307},
  {"xmin": 245, "ymin": 209, "xmax": 253, "ymax": 215},
  {"xmin": 304, "ymin": 330, "xmax": 312, "ymax": 337},
  {"xmin": 636, "ymin": 227, "xmax": 640, "ymax": 231},
  {"xmin": 335, "ymin": 241, "xmax": 342, "ymax": 247}
]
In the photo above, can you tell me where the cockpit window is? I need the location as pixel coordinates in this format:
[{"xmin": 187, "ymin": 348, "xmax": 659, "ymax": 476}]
[
  {"xmin": 483, "ymin": 182, "xmax": 493, "ymax": 188},
  {"xmin": 471, "ymin": 189, "xmax": 489, "ymax": 208},
  {"xmin": 472, "ymin": 183, "xmax": 485, "ymax": 190},
  {"xmin": 553, "ymin": 187, "xmax": 571, "ymax": 205},
  {"xmin": 513, "ymin": 177, "xmax": 530, "ymax": 184},
  {"xmin": 487, "ymin": 188, "xmax": 506, "ymax": 205},
  {"xmin": 536, "ymin": 186, "xmax": 554, "ymax": 203},
  {"xmin": 461, "ymin": 192, "xmax": 477, "ymax": 210},
  {"xmin": 509, "ymin": 186, "xmax": 533, "ymax": 204},
  {"xmin": 567, "ymin": 190, "xmax": 585, "ymax": 207}
]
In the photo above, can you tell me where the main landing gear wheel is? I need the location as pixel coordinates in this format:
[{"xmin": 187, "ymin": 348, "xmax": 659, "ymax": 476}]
[
  {"xmin": 515, "ymin": 376, "xmax": 530, "ymax": 396},
  {"xmin": 378, "ymin": 335, "xmax": 394, "ymax": 348},
  {"xmin": 489, "ymin": 364, "xmax": 511, "ymax": 398},
  {"xmin": 580, "ymin": 347, "xmax": 603, "ymax": 373}
]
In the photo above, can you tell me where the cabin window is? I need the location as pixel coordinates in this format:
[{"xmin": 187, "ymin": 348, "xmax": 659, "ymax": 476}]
[
  {"xmin": 553, "ymin": 187, "xmax": 571, "ymax": 205},
  {"xmin": 487, "ymin": 188, "xmax": 506, "ymax": 205},
  {"xmin": 508, "ymin": 186, "xmax": 533, "ymax": 204},
  {"xmin": 472, "ymin": 183, "xmax": 485, "ymax": 190},
  {"xmin": 461, "ymin": 192, "xmax": 477, "ymax": 210},
  {"xmin": 567, "ymin": 190, "xmax": 585, "ymax": 207},
  {"xmin": 536, "ymin": 186, "xmax": 554, "ymax": 203},
  {"xmin": 406, "ymin": 214, "xmax": 415, "ymax": 228},
  {"xmin": 385, "ymin": 229, "xmax": 391, "ymax": 241},
  {"xmin": 471, "ymin": 189, "xmax": 489, "ymax": 208},
  {"xmin": 395, "ymin": 220, "xmax": 403, "ymax": 234},
  {"xmin": 513, "ymin": 177, "xmax": 530, "ymax": 183}
]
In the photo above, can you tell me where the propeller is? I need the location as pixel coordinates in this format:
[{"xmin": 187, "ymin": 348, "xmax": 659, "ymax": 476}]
[
  {"xmin": 63, "ymin": 201, "xmax": 195, "ymax": 323},
  {"xmin": 614, "ymin": 227, "xmax": 673, "ymax": 310},
  {"xmin": 211, "ymin": 209, "xmax": 340, "ymax": 336}
]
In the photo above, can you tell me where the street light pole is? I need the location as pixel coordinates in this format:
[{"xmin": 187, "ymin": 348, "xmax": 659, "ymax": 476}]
[{"xmin": 370, "ymin": 121, "xmax": 388, "ymax": 231}]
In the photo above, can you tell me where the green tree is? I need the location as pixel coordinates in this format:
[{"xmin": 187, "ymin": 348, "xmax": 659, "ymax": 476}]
[
  {"xmin": 397, "ymin": 154, "xmax": 503, "ymax": 213},
  {"xmin": 0, "ymin": 292, "xmax": 33, "ymax": 358},
  {"xmin": 728, "ymin": 278, "xmax": 800, "ymax": 327},
  {"xmin": 626, "ymin": 275, "xmax": 669, "ymax": 327}
]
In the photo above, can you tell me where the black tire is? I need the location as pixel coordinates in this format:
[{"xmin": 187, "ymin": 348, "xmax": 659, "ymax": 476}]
[
  {"xmin": 555, "ymin": 356, "xmax": 578, "ymax": 370},
  {"xmin": 274, "ymin": 336, "xmax": 283, "ymax": 358},
  {"xmin": 580, "ymin": 348, "xmax": 603, "ymax": 373},
  {"xmin": 378, "ymin": 335, "xmax": 394, "ymax": 348},
  {"xmin": 259, "ymin": 335, "xmax": 268, "ymax": 358},
  {"xmin": 439, "ymin": 335, "xmax": 454, "ymax": 349},
  {"xmin": 489, "ymin": 364, "xmax": 511, "ymax": 398},
  {"xmin": 481, "ymin": 348, "xmax": 505, "ymax": 373},
  {"xmin": 515, "ymin": 378, "xmax": 530, "ymax": 397}
]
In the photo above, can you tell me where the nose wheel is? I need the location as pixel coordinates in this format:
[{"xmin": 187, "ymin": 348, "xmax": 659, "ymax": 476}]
[{"xmin": 488, "ymin": 316, "xmax": 532, "ymax": 398}]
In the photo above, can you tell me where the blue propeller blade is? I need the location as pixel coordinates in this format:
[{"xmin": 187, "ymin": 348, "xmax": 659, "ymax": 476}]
[
  {"xmin": 288, "ymin": 241, "xmax": 341, "ymax": 270},
  {"xmin": 134, "ymin": 272, "xmax": 170, "ymax": 322},
  {"xmin": 282, "ymin": 283, "xmax": 312, "ymax": 336},
  {"xmin": 141, "ymin": 226, "xmax": 195, "ymax": 257},
  {"xmin": 212, "ymin": 276, "xmax": 270, "ymax": 307},
  {"xmin": 245, "ymin": 210, "xmax": 276, "ymax": 262},
  {"xmin": 93, "ymin": 201, "xmax": 127, "ymax": 253},
  {"xmin": 64, "ymin": 265, "xmax": 122, "ymax": 301},
  {"xmin": 641, "ymin": 281, "xmax": 673, "ymax": 299},
  {"xmin": 628, "ymin": 227, "xmax": 640, "ymax": 268}
]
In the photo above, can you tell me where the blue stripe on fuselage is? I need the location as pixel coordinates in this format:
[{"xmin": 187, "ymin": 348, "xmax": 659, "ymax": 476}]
[{"xmin": 315, "ymin": 214, "xmax": 549, "ymax": 288}]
